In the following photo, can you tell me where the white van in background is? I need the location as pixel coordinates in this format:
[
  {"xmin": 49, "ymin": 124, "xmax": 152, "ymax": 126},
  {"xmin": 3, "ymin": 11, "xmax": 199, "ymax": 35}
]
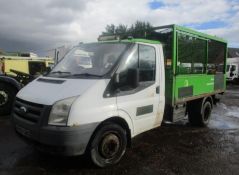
[{"xmin": 226, "ymin": 57, "xmax": 239, "ymax": 81}]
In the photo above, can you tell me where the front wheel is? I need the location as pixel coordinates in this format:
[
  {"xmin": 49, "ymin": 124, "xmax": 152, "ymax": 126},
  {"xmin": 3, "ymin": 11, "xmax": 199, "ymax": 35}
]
[
  {"xmin": 89, "ymin": 122, "xmax": 127, "ymax": 167},
  {"xmin": 0, "ymin": 84, "xmax": 17, "ymax": 116}
]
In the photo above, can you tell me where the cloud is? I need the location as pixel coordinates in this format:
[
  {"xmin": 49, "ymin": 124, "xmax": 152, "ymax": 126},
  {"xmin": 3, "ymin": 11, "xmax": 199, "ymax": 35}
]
[
  {"xmin": 0, "ymin": 0, "xmax": 81, "ymax": 54},
  {"xmin": 47, "ymin": 0, "xmax": 89, "ymax": 11},
  {"xmin": 202, "ymin": 16, "xmax": 239, "ymax": 47},
  {"xmin": 0, "ymin": 0, "xmax": 238, "ymax": 55}
]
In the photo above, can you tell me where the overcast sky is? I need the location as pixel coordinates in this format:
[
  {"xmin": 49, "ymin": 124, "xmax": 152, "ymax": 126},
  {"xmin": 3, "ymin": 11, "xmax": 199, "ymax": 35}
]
[{"xmin": 0, "ymin": 0, "xmax": 238, "ymax": 56}]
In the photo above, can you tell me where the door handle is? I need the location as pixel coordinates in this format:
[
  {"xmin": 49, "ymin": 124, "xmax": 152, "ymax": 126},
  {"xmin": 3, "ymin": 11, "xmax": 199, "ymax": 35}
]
[{"xmin": 156, "ymin": 86, "xmax": 160, "ymax": 94}]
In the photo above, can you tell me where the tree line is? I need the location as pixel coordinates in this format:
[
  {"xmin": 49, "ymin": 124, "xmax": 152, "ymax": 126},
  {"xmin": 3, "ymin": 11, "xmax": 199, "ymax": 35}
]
[{"xmin": 101, "ymin": 21, "xmax": 154, "ymax": 39}]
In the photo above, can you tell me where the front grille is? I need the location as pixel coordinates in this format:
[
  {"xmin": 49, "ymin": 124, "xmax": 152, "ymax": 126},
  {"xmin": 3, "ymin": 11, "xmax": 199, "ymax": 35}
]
[{"xmin": 13, "ymin": 98, "xmax": 44, "ymax": 124}]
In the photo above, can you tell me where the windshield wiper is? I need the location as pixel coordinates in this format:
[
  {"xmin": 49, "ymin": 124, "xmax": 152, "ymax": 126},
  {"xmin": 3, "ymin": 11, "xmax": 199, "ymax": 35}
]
[{"xmin": 72, "ymin": 73, "xmax": 102, "ymax": 77}]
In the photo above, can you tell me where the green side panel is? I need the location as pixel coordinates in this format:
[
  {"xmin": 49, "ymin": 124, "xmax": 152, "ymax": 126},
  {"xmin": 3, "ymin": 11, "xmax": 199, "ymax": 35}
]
[{"xmin": 174, "ymin": 74, "xmax": 226, "ymax": 102}]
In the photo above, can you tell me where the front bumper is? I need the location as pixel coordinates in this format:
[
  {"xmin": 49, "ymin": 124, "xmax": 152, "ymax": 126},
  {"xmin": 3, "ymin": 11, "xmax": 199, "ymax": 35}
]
[
  {"xmin": 14, "ymin": 119, "xmax": 98, "ymax": 156},
  {"xmin": 12, "ymin": 98, "xmax": 98, "ymax": 156}
]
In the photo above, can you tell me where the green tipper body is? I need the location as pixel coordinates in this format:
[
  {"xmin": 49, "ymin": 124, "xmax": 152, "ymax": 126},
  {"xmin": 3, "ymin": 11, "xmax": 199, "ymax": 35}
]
[{"xmin": 152, "ymin": 25, "xmax": 227, "ymax": 106}]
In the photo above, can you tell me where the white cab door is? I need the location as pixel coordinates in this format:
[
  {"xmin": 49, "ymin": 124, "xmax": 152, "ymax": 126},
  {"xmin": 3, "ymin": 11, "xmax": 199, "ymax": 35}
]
[{"xmin": 116, "ymin": 43, "xmax": 164, "ymax": 136}]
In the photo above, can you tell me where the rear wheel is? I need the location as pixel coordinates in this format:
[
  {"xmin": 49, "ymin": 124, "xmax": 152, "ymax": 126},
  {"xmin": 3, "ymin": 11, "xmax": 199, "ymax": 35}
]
[
  {"xmin": 188, "ymin": 99, "xmax": 212, "ymax": 127},
  {"xmin": 89, "ymin": 122, "xmax": 127, "ymax": 167},
  {"xmin": 0, "ymin": 84, "xmax": 17, "ymax": 116}
]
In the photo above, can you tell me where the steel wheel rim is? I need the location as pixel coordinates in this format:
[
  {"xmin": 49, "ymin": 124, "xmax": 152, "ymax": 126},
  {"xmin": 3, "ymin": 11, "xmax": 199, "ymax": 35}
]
[{"xmin": 99, "ymin": 133, "xmax": 120, "ymax": 159}]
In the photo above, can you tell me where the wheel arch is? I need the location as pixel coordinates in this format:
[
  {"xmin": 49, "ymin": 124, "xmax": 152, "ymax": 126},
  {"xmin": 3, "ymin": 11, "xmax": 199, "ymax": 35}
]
[
  {"xmin": 88, "ymin": 116, "xmax": 132, "ymax": 151},
  {"xmin": 187, "ymin": 95, "xmax": 213, "ymax": 116},
  {"xmin": 0, "ymin": 76, "xmax": 21, "ymax": 91}
]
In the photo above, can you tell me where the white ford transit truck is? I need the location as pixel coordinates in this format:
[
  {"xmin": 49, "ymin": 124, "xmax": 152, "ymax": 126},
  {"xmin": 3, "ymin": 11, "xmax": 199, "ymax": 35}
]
[
  {"xmin": 12, "ymin": 25, "xmax": 227, "ymax": 167},
  {"xmin": 226, "ymin": 58, "xmax": 239, "ymax": 82}
]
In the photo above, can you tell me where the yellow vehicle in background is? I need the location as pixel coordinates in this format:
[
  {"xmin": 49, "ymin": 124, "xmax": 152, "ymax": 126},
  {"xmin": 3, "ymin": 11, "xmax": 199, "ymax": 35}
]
[{"xmin": 0, "ymin": 55, "xmax": 54, "ymax": 115}]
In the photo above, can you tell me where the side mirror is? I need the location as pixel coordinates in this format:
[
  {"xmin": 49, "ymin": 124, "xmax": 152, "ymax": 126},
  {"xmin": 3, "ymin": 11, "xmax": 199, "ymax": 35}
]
[{"xmin": 115, "ymin": 68, "xmax": 139, "ymax": 89}]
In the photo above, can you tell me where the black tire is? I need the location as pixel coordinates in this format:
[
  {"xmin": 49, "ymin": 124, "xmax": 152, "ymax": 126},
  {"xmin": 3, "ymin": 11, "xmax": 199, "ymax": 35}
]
[
  {"xmin": 0, "ymin": 83, "xmax": 17, "ymax": 116},
  {"xmin": 89, "ymin": 122, "xmax": 127, "ymax": 167},
  {"xmin": 188, "ymin": 100, "xmax": 212, "ymax": 127}
]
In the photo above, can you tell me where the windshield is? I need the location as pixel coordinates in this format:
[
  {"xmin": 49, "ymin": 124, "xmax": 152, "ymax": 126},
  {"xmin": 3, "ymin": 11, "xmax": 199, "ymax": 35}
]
[{"xmin": 48, "ymin": 43, "xmax": 131, "ymax": 78}]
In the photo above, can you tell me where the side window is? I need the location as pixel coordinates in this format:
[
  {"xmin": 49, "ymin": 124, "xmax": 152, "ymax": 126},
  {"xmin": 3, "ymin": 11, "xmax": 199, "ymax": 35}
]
[
  {"xmin": 231, "ymin": 65, "xmax": 236, "ymax": 72},
  {"xmin": 139, "ymin": 45, "xmax": 156, "ymax": 82},
  {"xmin": 121, "ymin": 48, "xmax": 138, "ymax": 71},
  {"xmin": 28, "ymin": 61, "xmax": 46, "ymax": 75},
  {"xmin": 148, "ymin": 27, "xmax": 173, "ymax": 69},
  {"xmin": 117, "ymin": 48, "xmax": 138, "ymax": 90},
  {"xmin": 177, "ymin": 33, "xmax": 206, "ymax": 74},
  {"xmin": 208, "ymin": 40, "xmax": 226, "ymax": 74},
  {"xmin": 116, "ymin": 44, "xmax": 156, "ymax": 92}
]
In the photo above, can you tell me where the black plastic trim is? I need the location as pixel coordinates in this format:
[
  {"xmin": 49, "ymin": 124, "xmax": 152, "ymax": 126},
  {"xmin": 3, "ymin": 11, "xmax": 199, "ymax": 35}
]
[
  {"xmin": 37, "ymin": 78, "xmax": 65, "ymax": 84},
  {"xmin": 136, "ymin": 105, "xmax": 153, "ymax": 116},
  {"xmin": 178, "ymin": 86, "xmax": 193, "ymax": 98}
]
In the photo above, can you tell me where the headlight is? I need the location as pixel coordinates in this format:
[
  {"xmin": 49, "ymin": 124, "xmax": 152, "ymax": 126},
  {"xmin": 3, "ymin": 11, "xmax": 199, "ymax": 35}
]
[{"xmin": 48, "ymin": 96, "xmax": 77, "ymax": 126}]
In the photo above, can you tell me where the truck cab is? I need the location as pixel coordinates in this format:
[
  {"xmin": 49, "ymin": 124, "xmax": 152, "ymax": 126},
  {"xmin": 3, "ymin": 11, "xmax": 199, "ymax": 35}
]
[{"xmin": 12, "ymin": 39, "xmax": 165, "ymax": 167}]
